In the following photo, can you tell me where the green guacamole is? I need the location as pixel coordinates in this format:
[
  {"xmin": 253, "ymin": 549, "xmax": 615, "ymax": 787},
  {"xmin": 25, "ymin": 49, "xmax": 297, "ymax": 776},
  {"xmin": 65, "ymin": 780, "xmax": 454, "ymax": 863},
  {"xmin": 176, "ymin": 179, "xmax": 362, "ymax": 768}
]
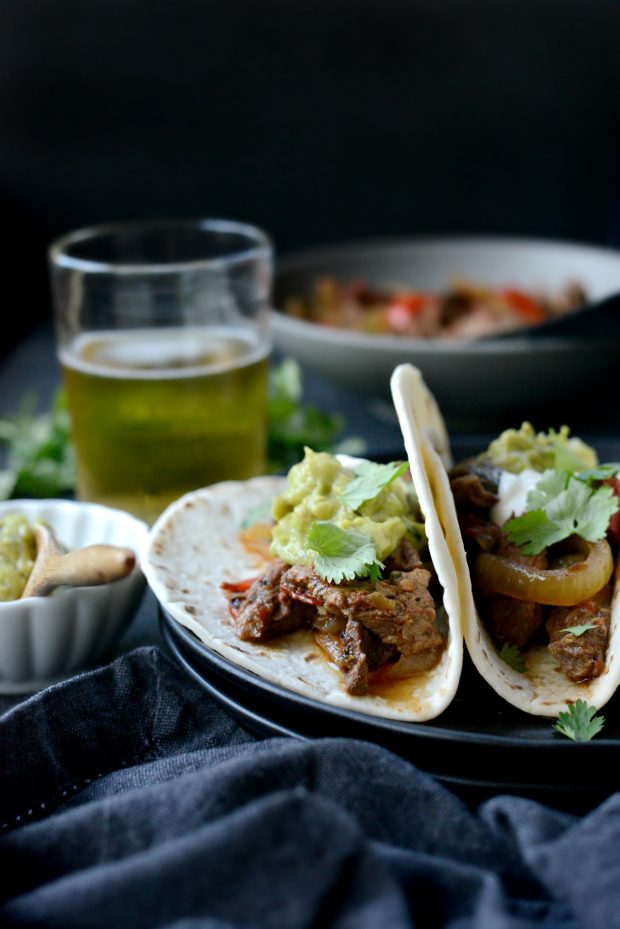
[
  {"xmin": 485, "ymin": 422, "xmax": 597, "ymax": 475},
  {"xmin": 0, "ymin": 513, "xmax": 37, "ymax": 601},
  {"xmin": 270, "ymin": 448, "xmax": 422, "ymax": 566}
]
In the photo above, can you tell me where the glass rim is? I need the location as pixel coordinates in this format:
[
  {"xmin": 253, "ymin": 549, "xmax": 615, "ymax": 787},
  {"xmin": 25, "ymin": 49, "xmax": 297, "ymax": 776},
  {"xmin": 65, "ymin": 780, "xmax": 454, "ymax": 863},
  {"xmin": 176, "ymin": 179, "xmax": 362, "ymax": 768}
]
[{"xmin": 48, "ymin": 217, "xmax": 273, "ymax": 275}]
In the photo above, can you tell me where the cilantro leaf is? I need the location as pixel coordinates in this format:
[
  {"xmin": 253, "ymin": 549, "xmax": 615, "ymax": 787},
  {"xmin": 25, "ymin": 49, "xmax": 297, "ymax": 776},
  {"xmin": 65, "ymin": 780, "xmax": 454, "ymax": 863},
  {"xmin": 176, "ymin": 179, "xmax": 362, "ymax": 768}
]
[
  {"xmin": 504, "ymin": 470, "xmax": 619, "ymax": 554},
  {"xmin": 340, "ymin": 460, "xmax": 408, "ymax": 511},
  {"xmin": 502, "ymin": 509, "xmax": 560, "ymax": 554},
  {"xmin": 305, "ymin": 521, "xmax": 383, "ymax": 583},
  {"xmin": 266, "ymin": 359, "xmax": 366, "ymax": 472},
  {"xmin": 559, "ymin": 623, "xmax": 596, "ymax": 637},
  {"xmin": 499, "ymin": 642, "xmax": 527, "ymax": 673},
  {"xmin": 577, "ymin": 463, "xmax": 620, "ymax": 483},
  {"xmin": 526, "ymin": 469, "xmax": 570, "ymax": 508},
  {"xmin": 554, "ymin": 700, "xmax": 605, "ymax": 741}
]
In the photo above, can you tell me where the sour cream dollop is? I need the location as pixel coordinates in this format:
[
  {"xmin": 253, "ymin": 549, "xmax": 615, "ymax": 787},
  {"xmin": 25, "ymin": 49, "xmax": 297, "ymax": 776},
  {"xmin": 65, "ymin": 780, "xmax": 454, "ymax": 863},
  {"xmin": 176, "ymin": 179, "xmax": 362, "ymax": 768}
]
[{"xmin": 490, "ymin": 468, "xmax": 542, "ymax": 527}]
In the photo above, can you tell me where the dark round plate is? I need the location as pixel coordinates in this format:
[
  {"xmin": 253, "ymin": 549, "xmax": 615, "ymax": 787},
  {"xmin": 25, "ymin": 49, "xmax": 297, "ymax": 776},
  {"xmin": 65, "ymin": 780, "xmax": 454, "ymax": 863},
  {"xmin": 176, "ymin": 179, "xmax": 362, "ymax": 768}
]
[
  {"xmin": 157, "ymin": 435, "xmax": 620, "ymax": 810},
  {"xmin": 160, "ymin": 608, "xmax": 620, "ymax": 809}
]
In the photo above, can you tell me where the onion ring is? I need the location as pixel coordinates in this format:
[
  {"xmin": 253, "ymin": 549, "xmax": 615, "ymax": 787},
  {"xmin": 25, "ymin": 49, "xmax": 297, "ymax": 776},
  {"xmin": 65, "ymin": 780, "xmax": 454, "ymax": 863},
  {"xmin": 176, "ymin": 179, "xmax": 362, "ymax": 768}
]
[{"xmin": 473, "ymin": 537, "xmax": 614, "ymax": 606}]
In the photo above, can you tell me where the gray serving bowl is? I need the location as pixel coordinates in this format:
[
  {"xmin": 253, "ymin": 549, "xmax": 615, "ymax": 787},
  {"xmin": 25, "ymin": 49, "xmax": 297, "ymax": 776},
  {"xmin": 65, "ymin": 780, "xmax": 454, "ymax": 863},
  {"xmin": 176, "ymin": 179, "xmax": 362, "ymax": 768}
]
[{"xmin": 272, "ymin": 236, "xmax": 620, "ymax": 427}]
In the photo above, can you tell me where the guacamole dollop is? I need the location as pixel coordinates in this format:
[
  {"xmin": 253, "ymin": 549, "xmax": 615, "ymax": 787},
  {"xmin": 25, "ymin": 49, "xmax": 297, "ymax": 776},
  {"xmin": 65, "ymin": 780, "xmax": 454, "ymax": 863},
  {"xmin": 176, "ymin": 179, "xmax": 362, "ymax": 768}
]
[
  {"xmin": 0, "ymin": 513, "xmax": 36, "ymax": 601},
  {"xmin": 485, "ymin": 422, "xmax": 596, "ymax": 475},
  {"xmin": 270, "ymin": 448, "xmax": 422, "ymax": 566}
]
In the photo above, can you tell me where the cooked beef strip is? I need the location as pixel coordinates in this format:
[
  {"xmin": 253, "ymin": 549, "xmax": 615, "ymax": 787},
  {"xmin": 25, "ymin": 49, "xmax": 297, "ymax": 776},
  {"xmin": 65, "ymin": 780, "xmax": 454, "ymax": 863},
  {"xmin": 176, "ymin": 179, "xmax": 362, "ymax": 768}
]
[
  {"xmin": 546, "ymin": 584, "xmax": 612, "ymax": 681},
  {"xmin": 230, "ymin": 560, "xmax": 314, "ymax": 641},
  {"xmin": 461, "ymin": 513, "xmax": 504, "ymax": 553},
  {"xmin": 481, "ymin": 596, "xmax": 544, "ymax": 648},
  {"xmin": 315, "ymin": 620, "xmax": 400, "ymax": 695},
  {"xmin": 281, "ymin": 564, "xmax": 442, "ymax": 658},
  {"xmin": 383, "ymin": 538, "xmax": 423, "ymax": 572},
  {"xmin": 449, "ymin": 459, "xmax": 500, "ymax": 510},
  {"xmin": 227, "ymin": 537, "xmax": 444, "ymax": 695},
  {"xmin": 455, "ymin": 507, "xmax": 551, "ymax": 649}
]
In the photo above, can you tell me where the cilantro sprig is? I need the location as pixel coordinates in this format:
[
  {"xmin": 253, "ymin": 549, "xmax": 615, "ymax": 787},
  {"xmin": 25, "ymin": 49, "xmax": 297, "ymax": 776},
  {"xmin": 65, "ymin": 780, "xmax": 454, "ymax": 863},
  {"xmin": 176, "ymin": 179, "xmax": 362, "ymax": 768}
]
[
  {"xmin": 504, "ymin": 469, "xmax": 619, "ymax": 555},
  {"xmin": 340, "ymin": 460, "xmax": 408, "ymax": 511},
  {"xmin": 499, "ymin": 642, "xmax": 527, "ymax": 673},
  {"xmin": 554, "ymin": 700, "xmax": 605, "ymax": 741},
  {"xmin": 0, "ymin": 390, "xmax": 74, "ymax": 499},
  {"xmin": 266, "ymin": 359, "xmax": 365, "ymax": 472},
  {"xmin": 305, "ymin": 521, "xmax": 383, "ymax": 583}
]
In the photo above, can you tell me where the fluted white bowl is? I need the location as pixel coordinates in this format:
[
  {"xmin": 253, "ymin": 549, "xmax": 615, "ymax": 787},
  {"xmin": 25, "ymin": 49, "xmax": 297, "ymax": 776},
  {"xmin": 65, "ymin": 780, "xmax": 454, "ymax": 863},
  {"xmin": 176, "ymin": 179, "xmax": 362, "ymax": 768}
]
[{"xmin": 0, "ymin": 499, "xmax": 149, "ymax": 693}]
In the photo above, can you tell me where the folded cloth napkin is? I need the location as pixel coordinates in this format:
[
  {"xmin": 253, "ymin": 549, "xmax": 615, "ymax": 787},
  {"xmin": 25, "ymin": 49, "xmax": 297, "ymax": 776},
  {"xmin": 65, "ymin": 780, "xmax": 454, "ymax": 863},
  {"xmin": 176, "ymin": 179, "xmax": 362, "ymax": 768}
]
[{"xmin": 0, "ymin": 647, "xmax": 619, "ymax": 929}]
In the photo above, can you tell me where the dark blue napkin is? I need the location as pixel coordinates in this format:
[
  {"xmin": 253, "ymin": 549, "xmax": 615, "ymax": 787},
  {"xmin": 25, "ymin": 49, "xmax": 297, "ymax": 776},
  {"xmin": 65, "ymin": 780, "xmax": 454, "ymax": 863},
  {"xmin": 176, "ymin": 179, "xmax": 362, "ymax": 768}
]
[{"xmin": 0, "ymin": 646, "xmax": 618, "ymax": 929}]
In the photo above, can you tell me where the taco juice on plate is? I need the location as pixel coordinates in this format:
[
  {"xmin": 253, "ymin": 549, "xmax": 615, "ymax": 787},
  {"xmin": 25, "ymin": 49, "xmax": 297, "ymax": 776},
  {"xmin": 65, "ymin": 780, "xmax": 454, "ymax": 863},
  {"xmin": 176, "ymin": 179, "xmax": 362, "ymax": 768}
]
[
  {"xmin": 443, "ymin": 420, "xmax": 620, "ymax": 716},
  {"xmin": 143, "ymin": 378, "xmax": 463, "ymax": 721}
]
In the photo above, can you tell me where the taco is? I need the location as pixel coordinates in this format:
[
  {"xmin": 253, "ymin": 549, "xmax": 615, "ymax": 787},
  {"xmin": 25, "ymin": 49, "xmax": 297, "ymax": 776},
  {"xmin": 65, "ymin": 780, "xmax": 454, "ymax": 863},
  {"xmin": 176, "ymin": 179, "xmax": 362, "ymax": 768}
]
[
  {"xmin": 143, "ymin": 390, "xmax": 463, "ymax": 721},
  {"xmin": 392, "ymin": 364, "xmax": 620, "ymax": 717}
]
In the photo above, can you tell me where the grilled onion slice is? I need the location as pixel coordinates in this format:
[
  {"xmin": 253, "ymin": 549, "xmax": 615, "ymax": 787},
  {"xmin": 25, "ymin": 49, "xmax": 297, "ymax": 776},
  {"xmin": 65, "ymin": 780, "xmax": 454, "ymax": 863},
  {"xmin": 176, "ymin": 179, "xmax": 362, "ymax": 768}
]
[{"xmin": 473, "ymin": 537, "xmax": 614, "ymax": 607}]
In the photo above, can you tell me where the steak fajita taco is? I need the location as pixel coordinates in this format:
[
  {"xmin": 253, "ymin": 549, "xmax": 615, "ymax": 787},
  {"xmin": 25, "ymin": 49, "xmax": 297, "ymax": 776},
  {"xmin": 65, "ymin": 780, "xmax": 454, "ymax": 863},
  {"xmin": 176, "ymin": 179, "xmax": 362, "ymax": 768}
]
[
  {"xmin": 143, "ymin": 377, "xmax": 463, "ymax": 721},
  {"xmin": 391, "ymin": 363, "xmax": 620, "ymax": 717}
]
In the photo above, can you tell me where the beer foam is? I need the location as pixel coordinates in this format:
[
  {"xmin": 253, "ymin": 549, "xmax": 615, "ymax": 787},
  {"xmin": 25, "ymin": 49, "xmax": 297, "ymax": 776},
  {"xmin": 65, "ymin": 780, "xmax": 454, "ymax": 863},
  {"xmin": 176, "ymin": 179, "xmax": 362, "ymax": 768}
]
[{"xmin": 60, "ymin": 326, "xmax": 269, "ymax": 380}]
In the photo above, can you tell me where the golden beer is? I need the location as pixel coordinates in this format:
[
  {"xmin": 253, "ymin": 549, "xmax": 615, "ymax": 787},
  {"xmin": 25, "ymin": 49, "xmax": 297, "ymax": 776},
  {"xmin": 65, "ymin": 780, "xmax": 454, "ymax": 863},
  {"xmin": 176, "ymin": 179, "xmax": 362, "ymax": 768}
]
[{"xmin": 61, "ymin": 327, "xmax": 269, "ymax": 523}]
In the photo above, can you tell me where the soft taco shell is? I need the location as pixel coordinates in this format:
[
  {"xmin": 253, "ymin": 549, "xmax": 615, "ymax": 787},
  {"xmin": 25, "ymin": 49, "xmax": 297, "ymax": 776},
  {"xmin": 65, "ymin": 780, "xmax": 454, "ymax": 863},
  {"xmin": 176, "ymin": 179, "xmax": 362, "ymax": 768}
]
[
  {"xmin": 392, "ymin": 363, "xmax": 620, "ymax": 717},
  {"xmin": 142, "ymin": 447, "xmax": 464, "ymax": 722}
]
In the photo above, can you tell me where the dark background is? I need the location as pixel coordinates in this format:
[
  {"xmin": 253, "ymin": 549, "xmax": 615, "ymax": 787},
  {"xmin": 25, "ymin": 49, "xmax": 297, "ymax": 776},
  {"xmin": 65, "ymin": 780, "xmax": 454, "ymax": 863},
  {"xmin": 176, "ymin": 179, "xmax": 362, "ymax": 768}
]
[{"xmin": 0, "ymin": 0, "xmax": 619, "ymax": 354}]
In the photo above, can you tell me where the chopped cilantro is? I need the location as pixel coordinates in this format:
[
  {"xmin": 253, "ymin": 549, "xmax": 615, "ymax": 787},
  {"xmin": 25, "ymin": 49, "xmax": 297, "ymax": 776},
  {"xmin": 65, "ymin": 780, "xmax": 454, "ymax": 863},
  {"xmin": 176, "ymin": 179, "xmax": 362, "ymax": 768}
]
[
  {"xmin": 305, "ymin": 521, "xmax": 383, "ymax": 583},
  {"xmin": 554, "ymin": 700, "xmax": 605, "ymax": 741},
  {"xmin": 577, "ymin": 463, "xmax": 620, "ymax": 483},
  {"xmin": 504, "ymin": 470, "xmax": 619, "ymax": 555},
  {"xmin": 0, "ymin": 390, "xmax": 74, "ymax": 499},
  {"xmin": 339, "ymin": 460, "xmax": 408, "ymax": 511},
  {"xmin": 266, "ymin": 359, "xmax": 366, "ymax": 472},
  {"xmin": 559, "ymin": 623, "xmax": 597, "ymax": 637},
  {"xmin": 499, "ymin": 642, "xmax": 527, "ymax": 673}
]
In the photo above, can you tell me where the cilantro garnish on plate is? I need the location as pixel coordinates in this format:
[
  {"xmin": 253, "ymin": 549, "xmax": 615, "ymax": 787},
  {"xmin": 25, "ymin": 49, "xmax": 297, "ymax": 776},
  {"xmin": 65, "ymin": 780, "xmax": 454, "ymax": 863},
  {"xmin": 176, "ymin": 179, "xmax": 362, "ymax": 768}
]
[
  {"xmin": 305, "ymin": 521, "xmax": 383, "ymax": 583},
  {"xmin": 339, "ymin": 460, "xmax": 408, "ymax": 511},
  {"xmin": 554, "ymin": 700, "xmax": 605, "ymax": 741},
  {"xmin": 504, "ymin": 469, "xmax": 619, "ymax": 555}
]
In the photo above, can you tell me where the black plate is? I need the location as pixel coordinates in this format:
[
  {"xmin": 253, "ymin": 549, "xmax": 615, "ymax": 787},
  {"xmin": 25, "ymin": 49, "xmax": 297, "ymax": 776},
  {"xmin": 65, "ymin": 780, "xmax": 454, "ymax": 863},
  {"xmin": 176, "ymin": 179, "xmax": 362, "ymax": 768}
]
[
  {"xmin": 158, "ymin": 435, "xmax": 620, "ymax": 810},
  {"xmin": 161, "ymin": 609, "xmax": 620, "ymax": 810}
]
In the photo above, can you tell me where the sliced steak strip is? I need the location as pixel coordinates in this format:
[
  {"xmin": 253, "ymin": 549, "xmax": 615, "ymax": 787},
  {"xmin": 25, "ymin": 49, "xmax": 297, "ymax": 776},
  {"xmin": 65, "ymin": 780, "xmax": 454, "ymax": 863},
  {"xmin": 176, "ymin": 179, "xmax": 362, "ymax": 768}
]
[
  {"xmin": 546, "ymin": 584, "xmax": 612, "ymax": 682},
  {"xmin": 281, "ymin": 564, "xmax": 443, "ymax": 658},
  {"xmin": 481, "ymin": 596, "xmax": 544, "ymax": 648},
  {"xmin": 315, "ymin": 619, "xmax": 399, "ymax": 695},
  {"xmin": 229, "ymin": 560, "xmax": 314, "ymax": 641},
  {"xmin": 449, "ymin": 459, "xmax": 500, "ymax": 511},
  {"xmin": 383, "ymin": 538, "xmax": 423, "ymax": 573}
]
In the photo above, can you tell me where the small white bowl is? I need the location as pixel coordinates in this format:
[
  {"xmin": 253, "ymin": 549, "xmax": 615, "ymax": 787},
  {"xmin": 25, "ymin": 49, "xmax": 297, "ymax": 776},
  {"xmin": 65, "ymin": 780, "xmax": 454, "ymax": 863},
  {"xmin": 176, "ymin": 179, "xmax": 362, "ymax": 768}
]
[{"xmin": 0, "ymin": 499, "xmax": 149, "ymax": 693}]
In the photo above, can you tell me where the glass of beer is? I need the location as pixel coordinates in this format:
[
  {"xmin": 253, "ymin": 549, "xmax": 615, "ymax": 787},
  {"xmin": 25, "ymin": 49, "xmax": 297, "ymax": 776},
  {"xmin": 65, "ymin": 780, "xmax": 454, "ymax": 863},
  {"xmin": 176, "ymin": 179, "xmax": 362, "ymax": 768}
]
[{"xmin": 49, "ymin": 218, "xmax": 272, "ymax": 524}]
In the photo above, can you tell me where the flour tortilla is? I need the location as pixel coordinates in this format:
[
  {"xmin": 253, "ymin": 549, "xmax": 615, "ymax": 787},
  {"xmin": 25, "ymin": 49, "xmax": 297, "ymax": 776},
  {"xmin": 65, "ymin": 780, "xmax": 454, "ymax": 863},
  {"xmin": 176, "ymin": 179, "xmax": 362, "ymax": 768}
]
[
  {"xmin": 142, "ymin": 444, "xmax": 464, "ymax": 722},
  {"xmin": 392, "ymin": 363, "xmax": 620, "ymax": 717}
]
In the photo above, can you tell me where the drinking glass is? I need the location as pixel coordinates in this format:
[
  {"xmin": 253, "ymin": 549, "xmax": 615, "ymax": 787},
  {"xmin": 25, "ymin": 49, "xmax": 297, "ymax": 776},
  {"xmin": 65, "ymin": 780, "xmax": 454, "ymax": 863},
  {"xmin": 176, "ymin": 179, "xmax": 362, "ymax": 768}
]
[{"xmin": 49, "ymin": 218, "xmax": 272, "ymax": 524}]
